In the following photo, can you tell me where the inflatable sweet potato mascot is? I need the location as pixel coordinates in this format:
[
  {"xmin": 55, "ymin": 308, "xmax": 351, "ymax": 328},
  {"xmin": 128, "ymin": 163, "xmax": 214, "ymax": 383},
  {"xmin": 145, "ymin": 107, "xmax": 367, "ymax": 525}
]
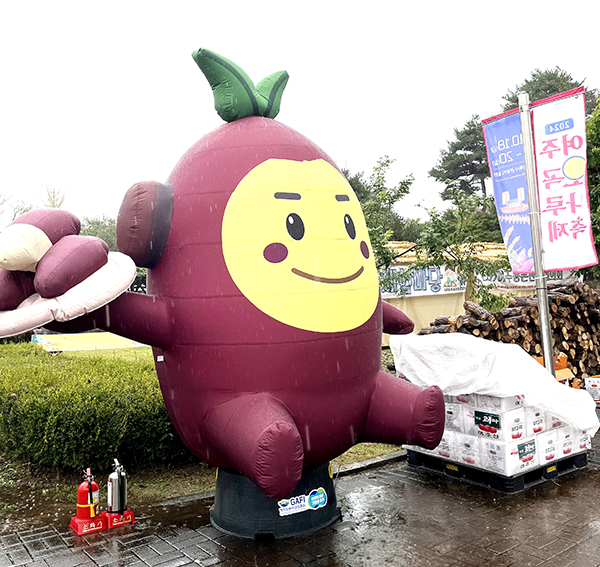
[{"xmin": 0, "ymin": 49, "xmax": 444, "ymax": 499}]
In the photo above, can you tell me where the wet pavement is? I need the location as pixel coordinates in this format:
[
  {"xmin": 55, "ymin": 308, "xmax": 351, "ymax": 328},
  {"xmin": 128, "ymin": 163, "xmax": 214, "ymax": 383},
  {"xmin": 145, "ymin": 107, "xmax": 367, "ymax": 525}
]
[{"xmin": 3, "ymin": 432, "xmax": 600, "ymax": 566}]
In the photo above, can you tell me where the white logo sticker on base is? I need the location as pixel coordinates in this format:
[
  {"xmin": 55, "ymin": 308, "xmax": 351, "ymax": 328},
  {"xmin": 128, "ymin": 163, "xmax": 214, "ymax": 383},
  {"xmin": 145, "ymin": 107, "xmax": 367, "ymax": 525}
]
[{"xmin": 277, "ymin": 487, "xmax": 327, "ymax": 517}]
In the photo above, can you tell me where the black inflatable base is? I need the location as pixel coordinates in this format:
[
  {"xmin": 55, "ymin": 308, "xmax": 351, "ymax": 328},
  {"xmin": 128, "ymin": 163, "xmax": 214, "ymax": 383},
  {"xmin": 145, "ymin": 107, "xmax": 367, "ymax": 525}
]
[{"xmin": 210, "ymin": 462, "xmax": 341, "ymax": 539}]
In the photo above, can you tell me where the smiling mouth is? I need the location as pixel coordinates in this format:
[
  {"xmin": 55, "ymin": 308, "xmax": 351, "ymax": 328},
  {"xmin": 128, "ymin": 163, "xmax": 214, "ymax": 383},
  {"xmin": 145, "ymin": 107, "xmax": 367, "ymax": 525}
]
[{"xmin": 291, "ymin": 266, "xmax": 364, "ymax": 284}]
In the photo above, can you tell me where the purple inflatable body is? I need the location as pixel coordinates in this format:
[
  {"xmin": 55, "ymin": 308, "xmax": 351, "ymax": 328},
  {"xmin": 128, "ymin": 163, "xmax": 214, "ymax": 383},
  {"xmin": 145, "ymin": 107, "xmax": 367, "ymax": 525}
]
[{"xmin": 0, "ymin": 49, "xmax": 445, "ymax": 500}]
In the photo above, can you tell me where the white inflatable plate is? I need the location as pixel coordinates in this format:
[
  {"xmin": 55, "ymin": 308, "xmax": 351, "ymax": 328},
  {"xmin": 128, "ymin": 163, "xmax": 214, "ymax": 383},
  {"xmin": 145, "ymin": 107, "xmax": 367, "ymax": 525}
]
[{"xmin": 0, "ymin": 252, "xmax": 136, "ymax": 338}]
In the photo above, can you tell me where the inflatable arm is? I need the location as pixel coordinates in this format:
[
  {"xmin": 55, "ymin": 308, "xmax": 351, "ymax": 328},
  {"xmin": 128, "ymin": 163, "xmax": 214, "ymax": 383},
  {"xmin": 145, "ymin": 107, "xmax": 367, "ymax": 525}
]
[
  {"xmin": 46, "ymin": 291, "xmax": 172, "ymax": 349},
  {"xmin": 382, "ymin": 300, "xmax": 414, "ymax": 335},
  {"xmin": 46, "ymin": 181, "xmax": 174, "ymax": 346}
]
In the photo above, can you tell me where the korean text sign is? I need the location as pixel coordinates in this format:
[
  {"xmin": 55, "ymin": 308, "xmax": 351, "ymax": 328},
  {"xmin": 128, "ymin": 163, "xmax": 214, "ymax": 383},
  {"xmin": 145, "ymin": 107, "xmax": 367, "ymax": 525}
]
[
  {"xmin": 379, "ymin": 265, "xmax": 575, "ymax": 298},
  {"xmin": 533, "ymin": 91, "xmax": 597, "ymax": 270},
  {"xmin": 482, "ymin": 87, "xmax": 597, "ymax": 273},
  {"xmin": 482, "ymin": 113, "xmax": 532, "ymax": 273}
]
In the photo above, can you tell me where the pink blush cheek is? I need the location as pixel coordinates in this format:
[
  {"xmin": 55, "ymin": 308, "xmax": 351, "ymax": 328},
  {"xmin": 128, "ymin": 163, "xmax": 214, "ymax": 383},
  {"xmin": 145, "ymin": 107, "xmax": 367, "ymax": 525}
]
[
  {"xmin": 360, "ymin": 241, "xmax": 370, "ymax": 259},
  {"xmin": 263, "ymin": 243, "xmax": 288, "ymax": 263}
]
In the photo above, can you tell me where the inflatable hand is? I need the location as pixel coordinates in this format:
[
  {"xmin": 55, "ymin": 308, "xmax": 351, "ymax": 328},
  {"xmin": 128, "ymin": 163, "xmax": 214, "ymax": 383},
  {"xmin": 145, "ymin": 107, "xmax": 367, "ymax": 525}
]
[
  {"xmin": 0, "ymin": 209, "xmax": 136, "ymax": 336},
  {"xmin": 0, "ymin": 209, "xmax": 109, "ymax": 308}
]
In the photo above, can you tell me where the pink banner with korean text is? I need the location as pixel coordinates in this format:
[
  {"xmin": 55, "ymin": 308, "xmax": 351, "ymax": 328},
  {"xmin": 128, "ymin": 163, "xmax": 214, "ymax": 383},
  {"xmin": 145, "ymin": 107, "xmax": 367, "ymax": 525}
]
[
  {"xmin": 533, "ymin": 87, "xmax": 597, "ymax": 271},
  {"xmin": 483, "ymin": 87, "xmax": 597, "ymax": 273}
]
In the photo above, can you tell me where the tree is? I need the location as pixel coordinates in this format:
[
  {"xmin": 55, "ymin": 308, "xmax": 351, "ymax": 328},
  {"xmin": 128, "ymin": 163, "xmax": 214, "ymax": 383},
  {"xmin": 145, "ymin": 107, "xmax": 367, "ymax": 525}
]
[
  {"xmin": 129, "ymin": 269, "xmax": 147, "ymax": 294},
  {"xmin": 42, "ymin": 187, "xmax": 65, "ymax": 209},
  {"xmin": 343, "ymin": 156, "xmax": 412, "ymax": 271},
  {"xmin": 80, "ymin": 215, "xmax": 117, "ymax": 251},
  {"xmin": 588, "ymin": 101, "xmax": 600, "ymax": 203},
  {"xmin": 502, "ymin": 67, "xmax": 599, "ymax": 117},
  {"xmin": 412, "ymin": 185, "xmax": 510, "ymax": 310},
  {"xmin": 440, "ymin": 196, "xmax": 503, "ymax": 244},
  {"xmin": 389, "ymin": 215, "xmax": 425, "ymax": 243},
  {"xmin": 0, "ymin": 194, "xmax": 32, "ymax": 227},
  {"xmin": 0, "ymin": 193, "xmax": 10, "ymax": 227},
  {"xmin": 584, "ymin": 100, "xmax": 600, "ymax": 280},
  {"xmin": 429, "ymin": 115, "xmax": 489, "ymax": 199},
  {"xmin": 431, "ymin": 68, "xmax": 599, "ymax": 203}
]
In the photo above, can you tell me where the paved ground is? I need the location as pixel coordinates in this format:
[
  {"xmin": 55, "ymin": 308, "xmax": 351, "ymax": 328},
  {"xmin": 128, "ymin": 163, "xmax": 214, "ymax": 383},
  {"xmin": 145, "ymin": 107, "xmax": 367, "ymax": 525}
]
[{"xmin": 3, "ymin": 423, "xmax": 600, "ymax": 567}]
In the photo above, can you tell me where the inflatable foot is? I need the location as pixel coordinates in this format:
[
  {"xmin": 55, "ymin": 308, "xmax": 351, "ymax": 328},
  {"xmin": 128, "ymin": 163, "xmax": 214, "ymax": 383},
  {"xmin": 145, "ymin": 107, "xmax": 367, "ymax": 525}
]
[
  {"xmin": 254, "ymin": 418, "xmax": 304, "ymax": 499},
  {"xmin": 203, "ymin": 394, "xmax": 304, "ymax": 500},
  {"xmin": 411, "ymin": 385, "xmax": 445, "ymax": 449},
  {"xmin": 361, "ymin": 371, "xmax": 445, "ymax": 449}
]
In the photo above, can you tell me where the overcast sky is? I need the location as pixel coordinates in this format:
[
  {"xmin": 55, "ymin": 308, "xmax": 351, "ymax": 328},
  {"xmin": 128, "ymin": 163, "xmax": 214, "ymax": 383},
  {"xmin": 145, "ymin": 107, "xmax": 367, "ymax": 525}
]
[{"xmin": 1, "ymin": 0, "xmax": 599, "ymax": 228}]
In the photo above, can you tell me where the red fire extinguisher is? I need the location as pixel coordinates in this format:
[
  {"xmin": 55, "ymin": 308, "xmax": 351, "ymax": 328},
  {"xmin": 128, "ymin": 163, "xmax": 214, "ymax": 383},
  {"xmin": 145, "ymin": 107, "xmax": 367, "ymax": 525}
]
[{"xmin": 70, "ymin": 468, "xmax": 107, "ymax": 535}]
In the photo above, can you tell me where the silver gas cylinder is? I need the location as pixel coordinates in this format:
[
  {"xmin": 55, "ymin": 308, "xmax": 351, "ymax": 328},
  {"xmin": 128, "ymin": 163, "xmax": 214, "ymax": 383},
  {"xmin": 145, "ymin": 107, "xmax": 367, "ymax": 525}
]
[{"xmin": 107, "ymin": 459, "xmax": 127, "ymax": 515}]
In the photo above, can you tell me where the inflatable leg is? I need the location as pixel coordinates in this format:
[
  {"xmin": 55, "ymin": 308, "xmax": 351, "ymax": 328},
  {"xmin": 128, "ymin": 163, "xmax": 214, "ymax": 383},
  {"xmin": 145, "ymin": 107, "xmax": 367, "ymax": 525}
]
[
  {"xmin": 202, "ymin": 393, "xmax": 304, "ymax": 500},
  {"xmin": 362, "ymin": 371, "xmax": 445, "ymax": 449}
]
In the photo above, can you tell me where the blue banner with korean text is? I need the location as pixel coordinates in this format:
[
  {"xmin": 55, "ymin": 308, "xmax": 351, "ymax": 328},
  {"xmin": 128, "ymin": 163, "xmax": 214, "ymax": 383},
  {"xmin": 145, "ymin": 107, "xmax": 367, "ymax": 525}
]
[
  {"xmin": 482, "ymin": 112, "xmax": 533, "ymax": 273},
  {"xmin": 483, "ymin": 87, "xmax": 597, "ymax": 273}
]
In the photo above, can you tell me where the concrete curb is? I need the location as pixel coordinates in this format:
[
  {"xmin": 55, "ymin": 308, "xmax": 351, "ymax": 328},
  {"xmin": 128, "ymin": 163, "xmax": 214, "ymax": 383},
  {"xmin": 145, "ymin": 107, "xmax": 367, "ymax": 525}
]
[
  {"xmin": 333, "ymin": 449, "xmax": 407, "ymax": 477},
  {"xmin": 150, "ymin": 449, "xmax": 408, "ymax": 507}
]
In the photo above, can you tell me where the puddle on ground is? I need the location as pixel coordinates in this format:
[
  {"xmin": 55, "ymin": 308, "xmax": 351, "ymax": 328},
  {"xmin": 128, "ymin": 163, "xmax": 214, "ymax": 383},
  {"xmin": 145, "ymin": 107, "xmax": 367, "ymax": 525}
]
[{"xmin": 0, "ymin": 484, "xmax": 213, "ymax": 535}]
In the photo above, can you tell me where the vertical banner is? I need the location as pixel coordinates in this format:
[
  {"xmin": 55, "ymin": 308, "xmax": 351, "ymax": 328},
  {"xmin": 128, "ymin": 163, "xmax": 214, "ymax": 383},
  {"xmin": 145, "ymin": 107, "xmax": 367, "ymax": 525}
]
[
  {"xmin": 532, "ymin": 90, "xmax": 597, "ymax": 270},
  {"xmin": 482, "ymin": 112, "xmax": 533, "ymax": 273},
  {"xmin": 483, "ymin": 87, "xmax": 598, "ymax": 273}
]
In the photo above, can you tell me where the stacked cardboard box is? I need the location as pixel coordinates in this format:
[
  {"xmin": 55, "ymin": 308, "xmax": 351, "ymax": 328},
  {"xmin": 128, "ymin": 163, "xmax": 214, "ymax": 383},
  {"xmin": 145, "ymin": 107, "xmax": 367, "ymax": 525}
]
[
  {"xmin": 584, "ymin": 376, "xmax": 600, "ymax": 405},
  {"xmin": 406, "ymin": 393, "xmax": 591, "ymax": 477}
]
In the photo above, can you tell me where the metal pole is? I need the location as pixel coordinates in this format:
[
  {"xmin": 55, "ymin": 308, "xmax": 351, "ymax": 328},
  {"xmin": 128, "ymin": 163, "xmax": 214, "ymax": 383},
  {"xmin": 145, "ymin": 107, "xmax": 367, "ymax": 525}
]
[{"xmin": 518, "ymin": 93, "xmax": 556, "ymax": 377}]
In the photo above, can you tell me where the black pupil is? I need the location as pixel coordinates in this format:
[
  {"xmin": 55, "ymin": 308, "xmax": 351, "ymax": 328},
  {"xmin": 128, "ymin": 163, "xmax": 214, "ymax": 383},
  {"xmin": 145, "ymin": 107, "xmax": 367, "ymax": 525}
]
[
  {"xmin": 345, "ymin": 214, "xmax": 356, "ymax": 239},
  {"xmin": 287, "ymin": 213, "xmax": 305, "ymax": 240}
]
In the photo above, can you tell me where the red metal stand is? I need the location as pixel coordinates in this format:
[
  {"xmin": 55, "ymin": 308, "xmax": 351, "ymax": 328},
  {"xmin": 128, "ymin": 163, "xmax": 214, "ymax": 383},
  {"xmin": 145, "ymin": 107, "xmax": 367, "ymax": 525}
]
[
  {"xmin": 101, "ymin": 509, "xmax": 135, "ymax": 528},
  {"xmin": 70, "ymin": 513, "xmax": 107, "ymax": 536}
]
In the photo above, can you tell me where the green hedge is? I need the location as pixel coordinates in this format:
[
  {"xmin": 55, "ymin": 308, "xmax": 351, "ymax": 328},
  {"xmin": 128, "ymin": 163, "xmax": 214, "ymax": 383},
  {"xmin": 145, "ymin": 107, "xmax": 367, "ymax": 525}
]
[{"xmin": 0, "ymin": 344, "xmax": 194, "ymax": 472}]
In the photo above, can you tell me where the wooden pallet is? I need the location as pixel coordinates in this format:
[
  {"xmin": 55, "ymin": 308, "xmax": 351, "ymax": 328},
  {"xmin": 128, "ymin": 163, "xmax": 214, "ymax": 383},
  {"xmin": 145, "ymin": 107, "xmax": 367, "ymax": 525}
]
[{"xmin": 407, "ymin": 449, "xmax": 587, "ymax": 493}]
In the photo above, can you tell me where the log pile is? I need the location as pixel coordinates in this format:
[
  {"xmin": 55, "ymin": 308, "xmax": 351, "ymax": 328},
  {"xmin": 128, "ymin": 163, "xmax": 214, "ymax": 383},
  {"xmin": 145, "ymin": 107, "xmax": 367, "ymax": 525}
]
[{"xmin": 418, "ymin": 282, "xmax": 600, "ymax": 382}]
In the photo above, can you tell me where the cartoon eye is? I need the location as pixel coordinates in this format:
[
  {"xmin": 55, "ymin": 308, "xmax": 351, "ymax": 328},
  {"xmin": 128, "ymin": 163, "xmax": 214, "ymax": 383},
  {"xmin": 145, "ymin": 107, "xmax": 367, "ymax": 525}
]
[
  {"xmin": 286, "ymin": 213, "xmax": 304, "ymax": 240},
  {"xmin": 344, "ymin": 214, "xmax": 356, "ymax": 239}
]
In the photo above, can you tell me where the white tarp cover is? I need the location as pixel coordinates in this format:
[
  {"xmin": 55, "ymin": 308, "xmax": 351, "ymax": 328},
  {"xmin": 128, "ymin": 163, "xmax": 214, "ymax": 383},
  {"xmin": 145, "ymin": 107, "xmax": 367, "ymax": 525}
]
[{"xmin": 389, "ymin": 332, "xmax": 599, "ymax": 435}]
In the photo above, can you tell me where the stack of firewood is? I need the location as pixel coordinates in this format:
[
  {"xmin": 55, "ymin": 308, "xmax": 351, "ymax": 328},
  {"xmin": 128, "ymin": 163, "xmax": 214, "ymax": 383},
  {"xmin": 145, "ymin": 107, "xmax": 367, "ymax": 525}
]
[{"xmin": 418, "ymin": 282, "xmax": 600, "ymax": 380}]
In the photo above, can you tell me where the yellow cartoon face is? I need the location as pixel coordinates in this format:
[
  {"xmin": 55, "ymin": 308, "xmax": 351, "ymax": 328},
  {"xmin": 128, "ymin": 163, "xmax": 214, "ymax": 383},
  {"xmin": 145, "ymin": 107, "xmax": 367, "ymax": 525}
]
[{"xmin": 221, "ymin": 159, "xmax": 379, "ymax": 333}]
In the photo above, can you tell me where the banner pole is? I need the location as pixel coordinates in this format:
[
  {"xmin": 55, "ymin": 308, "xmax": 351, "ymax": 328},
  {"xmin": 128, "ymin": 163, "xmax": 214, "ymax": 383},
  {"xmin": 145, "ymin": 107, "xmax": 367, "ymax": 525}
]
[{"xmin": 518, "ymin": 92, "xmax": 556, "ymax": 378}]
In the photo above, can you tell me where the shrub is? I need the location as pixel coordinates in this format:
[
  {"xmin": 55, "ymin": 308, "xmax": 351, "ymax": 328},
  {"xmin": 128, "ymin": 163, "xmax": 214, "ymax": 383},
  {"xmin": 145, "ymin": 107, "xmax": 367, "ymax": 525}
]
[
  {"xmin": 0, "ymin": 344, "xmax": 194, "ymax": 472},
  {"xmin": 0, "ymin": 330, "xmax": 34, "ymax": 344}
]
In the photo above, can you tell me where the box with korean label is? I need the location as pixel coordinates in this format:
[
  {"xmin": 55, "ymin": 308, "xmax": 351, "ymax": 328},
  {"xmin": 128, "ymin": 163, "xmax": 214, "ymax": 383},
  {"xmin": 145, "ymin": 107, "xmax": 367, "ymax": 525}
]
[
  {"xmin": 444, "ymin": 403, "xmax": 463, "ymax": 433},
  {"xmin": 575, "ymin": 428, "xmax": 592, "ymax": 453},
  {"xmin": 557, "ymin": 427, "xmax": 576, "ymax": 458},
  {"xmin": 430, "ymin": 431, "xmax": 457, "ymax": 461},
  {"xmin": 585, "ymin": 377, "xmax": 600, "ymax": 403},
  {"xmin": 476, "ymin": 394, "xmax": 525, "ymax": 413},
  {"xmin": 546, "ymin": 413, "xmax": 565, "ymax": 431},
  {"xmin": 447, "ymin": 393, "xmax": 477, "ymax": 406},
  {"xmin": 405, "ymin": 431, "xmax": 458, "ymax": 460},
  {"xmin": 456, "ymin": 434, "xmax": 482, "ymax": 468},
  {"xmin": 536, "ymin": 430, "xmax": 559, "ymax": 464},
  {"xmin": 481, "ymin": 437, "xmax": 538, "ymax": 477},
  {"xmin": 525, "ymin": 407, "xmax": 547, "ymax": 436},
  {"xmin": 463, "ymin": 407, "xmax": 525, "ymax": 442}
]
